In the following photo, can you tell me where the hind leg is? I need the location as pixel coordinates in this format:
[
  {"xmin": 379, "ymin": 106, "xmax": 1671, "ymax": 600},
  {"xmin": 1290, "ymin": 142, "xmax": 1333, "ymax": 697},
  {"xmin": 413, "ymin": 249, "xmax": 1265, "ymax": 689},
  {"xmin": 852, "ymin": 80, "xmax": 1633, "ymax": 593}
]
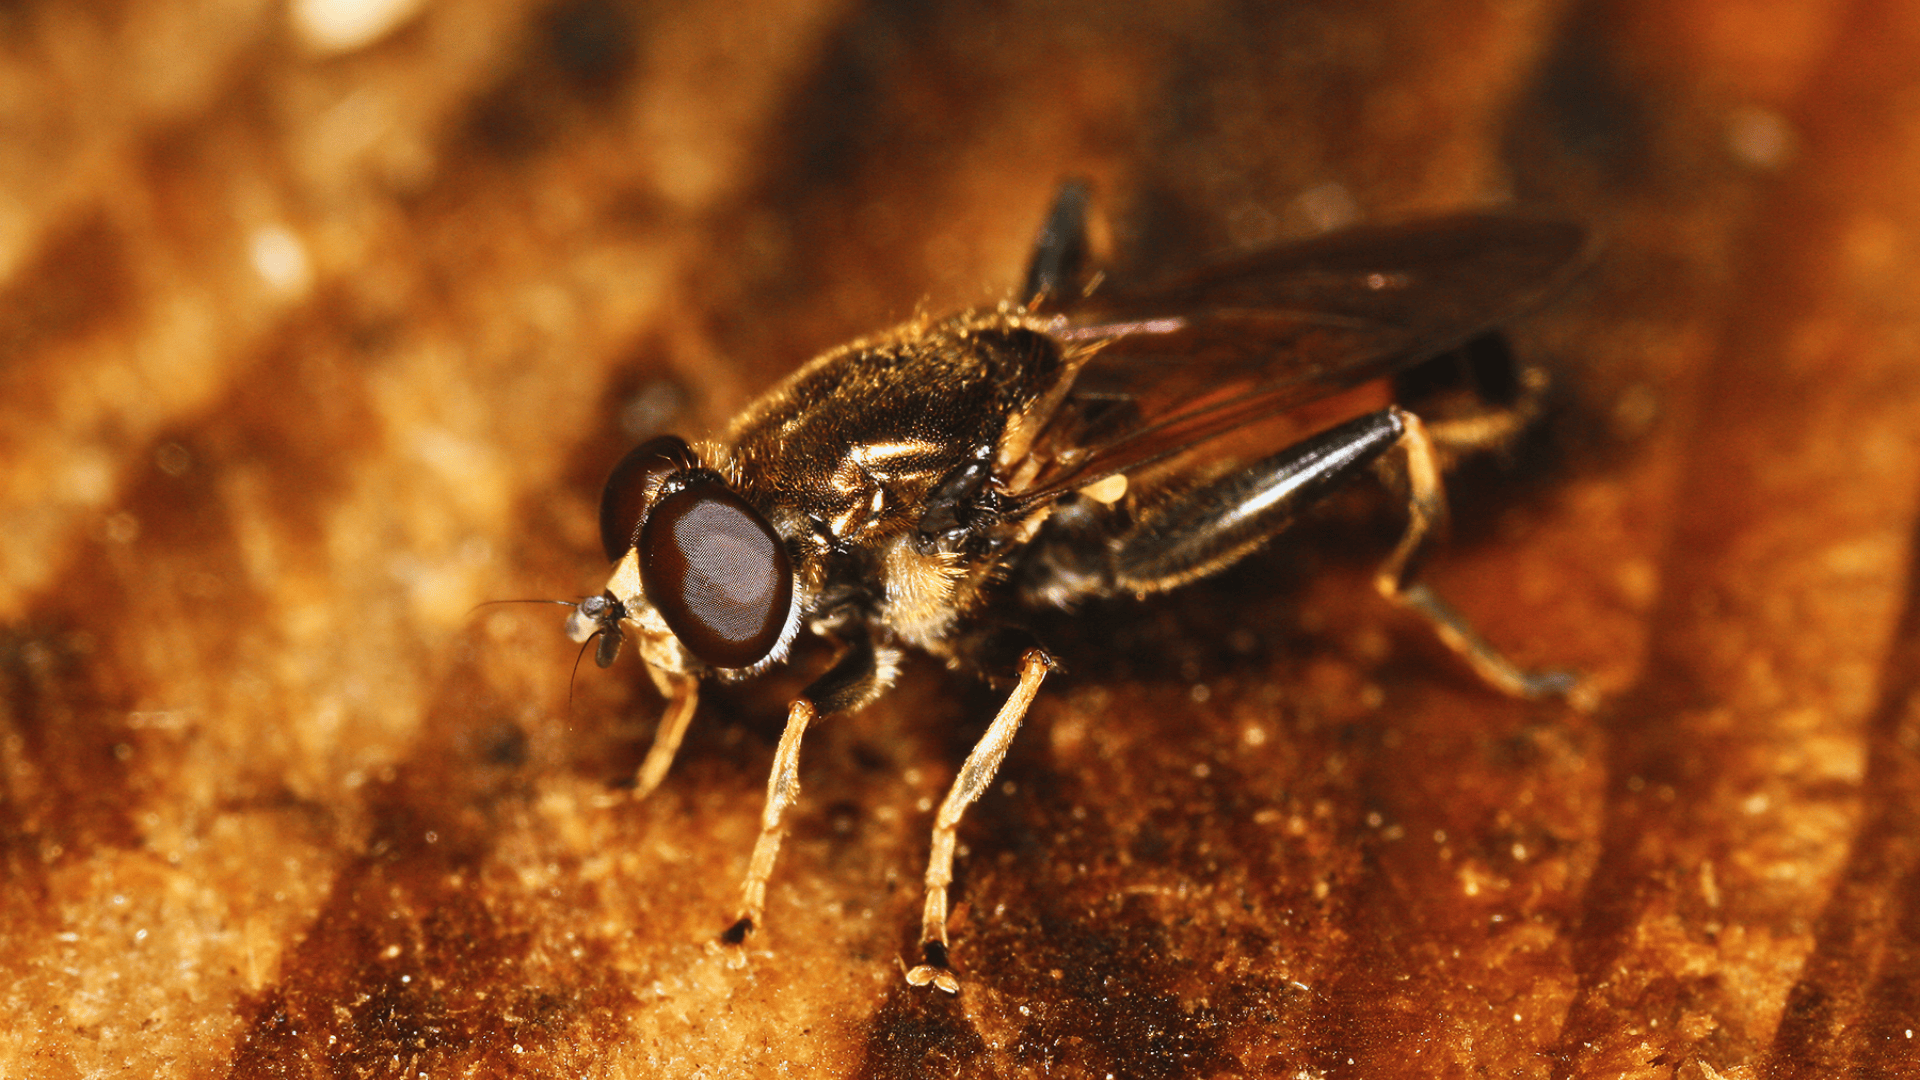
[
  {"xmin": 1372, "ymin": 409, "xmax": 1579, "ymax": 703},
  {"xmin": 1022, "ymin": 406, "xmax": 1580, "ymax": 702}
]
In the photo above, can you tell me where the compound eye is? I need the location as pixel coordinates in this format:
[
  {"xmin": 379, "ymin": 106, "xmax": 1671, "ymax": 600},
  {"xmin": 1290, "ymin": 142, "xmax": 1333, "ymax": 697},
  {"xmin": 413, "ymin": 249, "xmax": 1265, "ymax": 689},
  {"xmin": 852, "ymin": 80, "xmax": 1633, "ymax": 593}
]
[
  {"xmin": 639, "ymin": 480, "xmax": 793, "ymax": 669},
  {"xmin": 599, "ymin": 435, "xmax": 697, "ymax": 562}
]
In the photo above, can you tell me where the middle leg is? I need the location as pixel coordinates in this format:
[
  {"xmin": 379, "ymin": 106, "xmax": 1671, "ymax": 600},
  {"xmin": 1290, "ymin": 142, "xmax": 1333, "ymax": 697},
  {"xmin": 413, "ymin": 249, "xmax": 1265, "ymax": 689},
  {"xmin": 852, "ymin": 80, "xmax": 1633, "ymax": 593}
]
[{"xmin": 905, "ymin": 647, "xmax": 1055, "ymax": 993}]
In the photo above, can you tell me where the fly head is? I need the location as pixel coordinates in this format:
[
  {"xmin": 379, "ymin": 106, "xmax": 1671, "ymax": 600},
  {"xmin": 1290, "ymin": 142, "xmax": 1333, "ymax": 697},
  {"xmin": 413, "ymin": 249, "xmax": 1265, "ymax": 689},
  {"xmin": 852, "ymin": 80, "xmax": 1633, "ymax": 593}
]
[{"xmin": 584, "ymin": 434, "xmax": 798, "ymax": 673}]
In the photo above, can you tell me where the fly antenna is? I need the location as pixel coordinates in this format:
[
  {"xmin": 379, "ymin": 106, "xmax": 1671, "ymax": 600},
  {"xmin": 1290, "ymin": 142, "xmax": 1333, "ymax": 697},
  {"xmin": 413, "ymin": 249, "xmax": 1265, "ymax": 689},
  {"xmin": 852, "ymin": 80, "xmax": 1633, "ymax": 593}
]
[{"xmin": 468, "ymin": 598, "xmax": 580, "ymax": 616}]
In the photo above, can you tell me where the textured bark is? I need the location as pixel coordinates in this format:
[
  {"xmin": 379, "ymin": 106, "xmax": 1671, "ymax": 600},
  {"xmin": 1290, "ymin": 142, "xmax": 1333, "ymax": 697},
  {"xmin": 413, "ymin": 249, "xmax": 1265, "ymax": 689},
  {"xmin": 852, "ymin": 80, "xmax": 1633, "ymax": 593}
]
[{"xmin": 2, "ymin": 1, "xmax": 1917, "ymax": 1076}]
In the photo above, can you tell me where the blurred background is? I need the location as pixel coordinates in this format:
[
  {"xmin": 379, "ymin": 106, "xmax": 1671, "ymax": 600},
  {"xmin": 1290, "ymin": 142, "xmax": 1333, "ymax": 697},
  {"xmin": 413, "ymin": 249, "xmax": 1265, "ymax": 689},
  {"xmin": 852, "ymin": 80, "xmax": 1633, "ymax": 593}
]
[{"xmin": 2, "ymin": 0, "xmax": 1918, "ymax": 1076}]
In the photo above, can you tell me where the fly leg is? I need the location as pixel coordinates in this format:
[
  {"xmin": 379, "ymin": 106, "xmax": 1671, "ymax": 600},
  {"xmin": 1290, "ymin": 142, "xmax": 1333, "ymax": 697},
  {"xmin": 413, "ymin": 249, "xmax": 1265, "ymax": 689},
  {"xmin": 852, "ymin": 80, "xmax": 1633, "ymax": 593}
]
[
  {"xmin": 1373, "ymin": 408, "xmax": 1580, "ymax": 702},
  {"xmin": 1026, "ymin": 407, "xmax": 1577, "ymax": 700},
  {"xmin": 721, "ymin": 696, "xmax": 812, "ymax": 946},
  {"xmin": 632, "ymin": 669, "xmax": 699, "ymax": 799},
  {"xmin": 905, "ymin": 647, "xmax": 1055, "ymax": 993},
  {"xmin": 1021, "ymin": 179, "xmax": 1094, "ymax": 308},
  {"xmin": 723, "ymin": 630, "xmax": 899, "ymax": 944},
  {"xmin": 1392, "ymin": 330, "xmax": 1546, "ymax": 461}
]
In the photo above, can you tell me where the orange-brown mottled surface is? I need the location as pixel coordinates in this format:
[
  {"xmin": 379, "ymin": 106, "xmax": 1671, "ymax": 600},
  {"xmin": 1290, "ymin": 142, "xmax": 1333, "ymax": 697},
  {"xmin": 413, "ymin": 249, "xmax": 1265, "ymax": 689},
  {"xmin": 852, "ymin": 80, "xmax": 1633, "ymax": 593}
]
[{"xmin": 3, "ymin": 1, "xmax": 1918, "ymax": 1077}]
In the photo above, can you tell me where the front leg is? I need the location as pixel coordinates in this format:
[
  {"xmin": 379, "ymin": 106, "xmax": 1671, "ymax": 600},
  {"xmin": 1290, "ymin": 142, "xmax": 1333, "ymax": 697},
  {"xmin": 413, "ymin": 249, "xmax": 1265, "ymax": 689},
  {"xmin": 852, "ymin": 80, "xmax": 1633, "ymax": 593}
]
[
  {"xmin": 722, "ymin": 696, "xmax": 815, "ymax": 945},
  {"xmin": 632, "ymin": 668, "xmax": 699, "ymax": 799},
  {"xmin": 722, "ymin": 628, "xmax": 898, "ymax": 944},
  {"xmin": 905, "ymin": 647, "xmax": 1056, "ymax": 993}
]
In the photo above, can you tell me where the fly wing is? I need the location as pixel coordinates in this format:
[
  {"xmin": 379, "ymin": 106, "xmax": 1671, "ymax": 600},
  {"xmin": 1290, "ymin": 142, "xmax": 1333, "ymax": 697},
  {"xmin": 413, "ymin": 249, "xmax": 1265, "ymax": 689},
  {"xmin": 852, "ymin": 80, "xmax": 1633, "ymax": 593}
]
[{"xmin": 1014, "ymin": 214, "xmax": 1587, "ymax": 502}]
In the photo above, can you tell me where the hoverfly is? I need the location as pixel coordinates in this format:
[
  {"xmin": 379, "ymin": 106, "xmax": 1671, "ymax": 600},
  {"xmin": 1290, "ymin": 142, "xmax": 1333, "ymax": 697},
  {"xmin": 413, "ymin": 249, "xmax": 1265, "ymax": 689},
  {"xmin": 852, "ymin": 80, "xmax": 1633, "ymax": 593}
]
[{"xmin": 561, "ymin": 183, "xmax": 1584, "ymax": 992}]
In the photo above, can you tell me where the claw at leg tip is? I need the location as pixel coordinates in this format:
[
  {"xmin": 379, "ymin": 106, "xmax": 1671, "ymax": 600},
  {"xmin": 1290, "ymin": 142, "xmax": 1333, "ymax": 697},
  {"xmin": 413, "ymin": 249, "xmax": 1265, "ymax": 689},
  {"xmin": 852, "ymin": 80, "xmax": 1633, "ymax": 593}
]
[
  {"xmin": 904, "ymin": 965, "xmax": 960, "ymax": 993},
  {"xmin": 905, "ymin": 941, "xmax": 959, "ymax": 992}
]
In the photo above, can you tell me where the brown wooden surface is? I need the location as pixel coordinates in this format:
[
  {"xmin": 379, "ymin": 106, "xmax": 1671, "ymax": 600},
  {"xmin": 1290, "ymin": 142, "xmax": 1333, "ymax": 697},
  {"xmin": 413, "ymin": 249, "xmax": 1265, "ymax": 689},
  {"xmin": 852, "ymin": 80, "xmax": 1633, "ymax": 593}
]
[{"xmin": 3, "ymin": 1, "xmax": 1919, "ymax": 1076}]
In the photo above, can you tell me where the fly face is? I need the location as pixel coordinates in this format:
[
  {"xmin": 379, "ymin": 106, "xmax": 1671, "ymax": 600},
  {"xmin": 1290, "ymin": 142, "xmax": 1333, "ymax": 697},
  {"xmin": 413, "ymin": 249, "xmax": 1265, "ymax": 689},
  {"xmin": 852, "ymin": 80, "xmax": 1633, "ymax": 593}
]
[{"xmin": 557, "ymin": 181, "xmax": 1589, "ymax": 994}]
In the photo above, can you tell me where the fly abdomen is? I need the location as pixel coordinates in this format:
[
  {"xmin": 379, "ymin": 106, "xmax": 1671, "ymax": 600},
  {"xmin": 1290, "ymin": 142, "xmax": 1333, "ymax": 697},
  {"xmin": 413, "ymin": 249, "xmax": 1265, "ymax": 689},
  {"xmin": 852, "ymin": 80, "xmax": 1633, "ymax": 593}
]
[{"xmin": 1019, "ymin": 410, "xmax": 1406, "ymax": 605}]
